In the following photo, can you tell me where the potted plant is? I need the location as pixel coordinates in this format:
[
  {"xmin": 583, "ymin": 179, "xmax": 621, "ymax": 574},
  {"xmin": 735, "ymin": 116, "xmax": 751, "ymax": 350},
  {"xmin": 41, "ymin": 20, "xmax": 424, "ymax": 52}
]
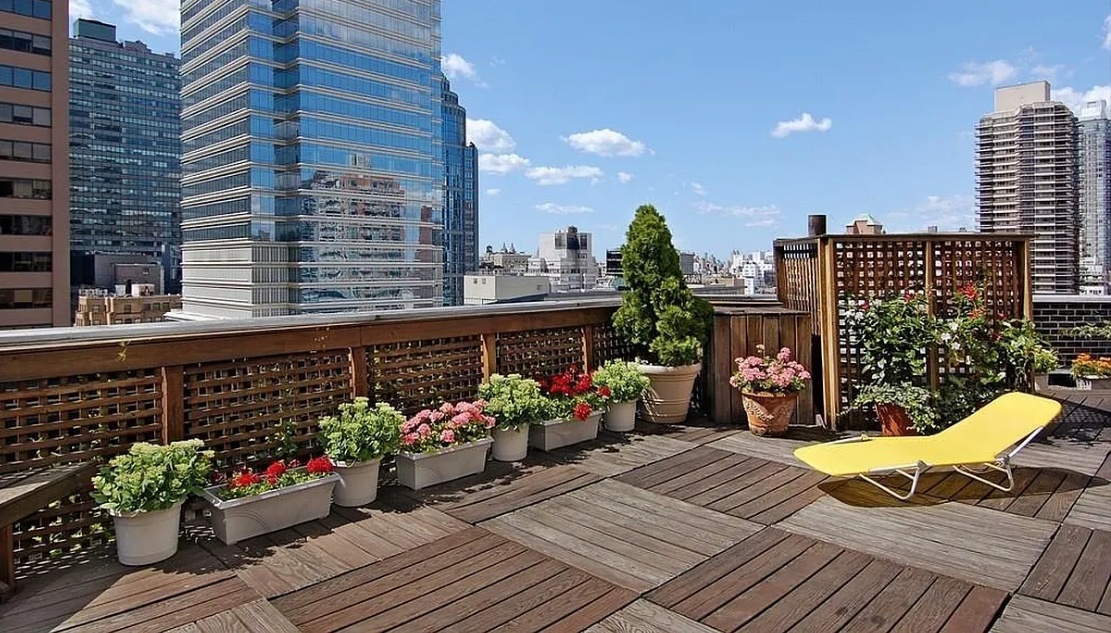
[
  {"xmin": 1031, "ymin": 345, "xmax": 1058, "ymax": 392},
  {"xmin": 396, "ymin": 400, "xmax": 495, "ymax": 490},
  {"xmin": 92, "ymin": 440, "xmax": 214, "ymax": 565},
  {"xmin": 478, "ymin": 374, "xmax": 552, "ymax": 462},
  {"xmin": 729, "ymin": 345, "xmax": 811, "ymax": 436},
  {"xmin": 318, "ymin": 397, "xmax": 402, "ymax": 507},
  {"xmin": 1072, "ymin": 354, "xmax": 1111, "ymax": 390},
  {"xmin": 592, "ymin": 360, "xmax": 650, "ymax": 432},
  {"xmin": 200, "ymin": 456, "xmax": 339, "ymax": 545},
  {"xmin": 612, "ymin": 204, "xmax": 713, "ymax": 423},
  {"xmin": 532, "ymin": 366, "xmax": 608, "ymax": 450},
  {"xmin": 850, "ymin": 384, "xmax": 941, "ymax": 435}
]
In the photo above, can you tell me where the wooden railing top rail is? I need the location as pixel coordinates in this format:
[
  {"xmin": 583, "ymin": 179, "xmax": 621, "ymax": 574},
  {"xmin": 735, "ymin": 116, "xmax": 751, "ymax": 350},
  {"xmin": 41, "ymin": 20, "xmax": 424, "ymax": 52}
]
[{"xmin": 773, "ymin": 233, "xmax": 1034, "ymax": 245}]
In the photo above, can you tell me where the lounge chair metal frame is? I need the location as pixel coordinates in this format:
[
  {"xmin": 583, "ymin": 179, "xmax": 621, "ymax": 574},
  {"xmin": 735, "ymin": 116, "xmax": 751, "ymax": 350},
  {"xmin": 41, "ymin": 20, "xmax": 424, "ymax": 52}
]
[{"xmin": 830, "ymin": 426, "xmax": 1045, "ymax": 501}]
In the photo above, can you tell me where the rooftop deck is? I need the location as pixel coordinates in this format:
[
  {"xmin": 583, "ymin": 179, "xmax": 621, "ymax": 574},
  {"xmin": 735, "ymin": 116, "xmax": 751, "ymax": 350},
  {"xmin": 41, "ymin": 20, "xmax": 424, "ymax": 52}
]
[{"xmin": 1, "ymin": 392, "xmax": 1107, "ymax": 633}]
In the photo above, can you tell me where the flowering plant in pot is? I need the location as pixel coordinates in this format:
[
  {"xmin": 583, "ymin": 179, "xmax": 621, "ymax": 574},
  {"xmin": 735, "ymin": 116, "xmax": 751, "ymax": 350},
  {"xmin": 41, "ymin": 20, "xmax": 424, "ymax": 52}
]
[
  {"xmin": 1072, "ymin": 354, "xmax": 1111, "ymax": 390},
  {"xmin": 612, "ymin": 204, "xmax": 713, "ymax": 423},
  {"xmin": 200, "ymin": 456, "xmax": 338, "ymax": 545},
  {"xmin": 849, "ymin": 384, "xmax": 940, "ymax": 435},
  {"xmin": 92, "ymin": 440, "xmax": 213, "ymax": 565},
  {"xmin": 396, "ymin": 400, "xmax": 495, "ymax": 490},
  {"xmin": 729, "ymin": 345, "xmax": 811, "ymax": 436},
  {"xmin": 318, "ymin": 398, "xmax": 402, "ymax": 507},
  {"xmin": 478, "ymin": 374, "xmax": 552, "ymax": 462},
  {"xmin": 592, "ymin": 360, "xmax": 651, "ymax": 432},
  {"xmin": 1031, "ymin": 345, "xmax": 1058, "ymax": 392},
  {"xmin": 532, "ymin": 365, "xmax": 609, "ymax": 450}
]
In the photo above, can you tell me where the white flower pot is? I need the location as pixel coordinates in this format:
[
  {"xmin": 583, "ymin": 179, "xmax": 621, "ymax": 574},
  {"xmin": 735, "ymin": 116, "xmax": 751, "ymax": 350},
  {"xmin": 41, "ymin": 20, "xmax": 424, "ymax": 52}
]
[
  {"xmin": 1034, "ymin": 374, "xmax": 1049, "ymax": 392},
  {"xmin": 1076, "ymin": 376, "xmax": 1111, "ymax": 390},
  {"xmin": 492, "ymin": 426, "xmax": 529, "ymax": 462},
  {"xmin": 200, "ymin": 470, "xmax": 340, "ymax": 545},
  {"xmin": 110, "ymin": 500, "xmax": 183, "ymax": 566},
  {"xmin": 639, "ymin": 362, "xmax": 702, "ymax": 424},
  {"xmin": 396, "ymin": 437, "xmax": 493, "ymax": 490},
  {"xmin": 529, "ymin": 411, "xmax": 602, "ymax": 451},
  {"xmin": 603, "ymin": 400, "xmax": 637, "ymax": 432},
  {"xmin": 332, "ymin": 458, "xmax": 383, "ymax": 507}
]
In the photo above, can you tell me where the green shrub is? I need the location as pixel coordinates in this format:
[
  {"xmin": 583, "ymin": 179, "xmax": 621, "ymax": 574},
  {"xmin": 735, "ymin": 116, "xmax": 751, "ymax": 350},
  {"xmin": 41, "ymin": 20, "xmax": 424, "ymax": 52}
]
[
  {"xmin": 318, "ymin": 397, "xmax": 403, "ymax": 464},
  {"xmin": 850, "ymin": 384, "xmax": 941, "ymax": 434},
  {"xmin": 591, "ymin": 360, "xmax": 651, "ymax": 402},
  {"xmin": 613, "ymin": 205, "xmax": 712, "ymax": 366},
  {"xmin": 478, "ymin": 374, "xmax": 552, "ymax": 430},
  {"xmin": 92, "ymin": 440, "xmax": 214, "ymax": 514}
]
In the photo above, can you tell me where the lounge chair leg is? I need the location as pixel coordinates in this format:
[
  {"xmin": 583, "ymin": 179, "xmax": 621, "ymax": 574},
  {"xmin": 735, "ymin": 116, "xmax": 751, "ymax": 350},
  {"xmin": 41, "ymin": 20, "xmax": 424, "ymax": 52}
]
[
  {"xmin": 858, "ymin": 465, "xmax": 923, "ymax": 501},
  {"xmin": 953, "ymin": 459, "xmax": 1015, "ymax": 493}
]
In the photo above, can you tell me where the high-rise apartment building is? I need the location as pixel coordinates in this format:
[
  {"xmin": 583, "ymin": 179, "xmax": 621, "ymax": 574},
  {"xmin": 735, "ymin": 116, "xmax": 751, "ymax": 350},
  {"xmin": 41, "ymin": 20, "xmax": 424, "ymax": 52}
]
[
  {"xmin": 976, "ymin": 81, "xmax": 1079, "ymax": 294},
  {"xmin": 530, "ymin": 226, "xmax": 599, "ymax": 292},
  {"xmin": 440, "ymin": 74, "xmax": 477, "ymax": 306},
  {"xmin": 0, "ymin": 0, "xmax": 69, "ymax": 328},
  {"xmin": 69, "ymin": 19, "xmax": 182, "ymax": 297},
  {"xmin": 178, "ymin": 0, "xmax": 448, "ymax": 318},
  {"xmin": 1079, "ymin": 100, "xmax": 1111, "ymax": 294}
]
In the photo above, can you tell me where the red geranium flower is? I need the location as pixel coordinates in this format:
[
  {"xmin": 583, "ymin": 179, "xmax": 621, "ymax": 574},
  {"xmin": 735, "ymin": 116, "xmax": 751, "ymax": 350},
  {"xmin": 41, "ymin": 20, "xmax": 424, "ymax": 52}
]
[
  {"xmin": 264, "ymin": 460, "xmax": 287, "ymax": 484},
  {"xmin": 573, "ymin": 402, "xmax": 593, "ymax": 421},
  {"xmin": 230, "ymin": 470, "xmax": 261, "ymax": 489},
  {"xmin": 306, "ymin": 456, "xmax": 334, "ymax": 474},
  {"xmin": 598, "ymin": 386, "xmax": 611, "ymax": 398},
  {"xmin": 959, "ymin": 283, "xmax": 977, "ymax": 300}
]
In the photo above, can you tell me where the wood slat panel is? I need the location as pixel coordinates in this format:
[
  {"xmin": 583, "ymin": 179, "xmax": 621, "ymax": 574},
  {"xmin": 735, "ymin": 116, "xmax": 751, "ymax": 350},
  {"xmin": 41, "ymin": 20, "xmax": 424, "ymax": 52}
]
[{"xmin": 992, "ymin": 595, "xmax": 1111, "ymax": 633}]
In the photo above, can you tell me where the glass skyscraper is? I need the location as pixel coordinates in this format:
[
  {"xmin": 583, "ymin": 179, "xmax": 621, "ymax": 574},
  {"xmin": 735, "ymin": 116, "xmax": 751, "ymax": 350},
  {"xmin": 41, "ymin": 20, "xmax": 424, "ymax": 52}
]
[
  {"xmin": 180, "ymin": 0, "xmax": 447, "ymax": 318},
  {"xmin": 1079, "ymin": 100, "xmax": 1111, "ymax": 293},
  {"xmin": 440, "ymin": 74, "xmax": 477, "ymax": 306},
  {"xmin": 69, "ymin": 19, "xmax": 182, "ymax": 295}
]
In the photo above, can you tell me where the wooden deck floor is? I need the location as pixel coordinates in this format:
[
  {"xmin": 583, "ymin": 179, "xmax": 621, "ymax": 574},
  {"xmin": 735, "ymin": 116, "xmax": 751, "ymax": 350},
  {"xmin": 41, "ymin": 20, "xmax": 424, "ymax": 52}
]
[{"xmin": 1, "ymin": 391, "xmax": 1109, "ymax": 632}]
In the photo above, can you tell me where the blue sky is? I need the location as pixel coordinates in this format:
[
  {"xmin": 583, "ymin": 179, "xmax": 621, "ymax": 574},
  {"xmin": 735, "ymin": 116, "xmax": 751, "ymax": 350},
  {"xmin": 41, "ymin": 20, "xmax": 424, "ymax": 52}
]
[{"xmin": 72, "ymin": 0, "xmax": 1111, "ymax": 259}]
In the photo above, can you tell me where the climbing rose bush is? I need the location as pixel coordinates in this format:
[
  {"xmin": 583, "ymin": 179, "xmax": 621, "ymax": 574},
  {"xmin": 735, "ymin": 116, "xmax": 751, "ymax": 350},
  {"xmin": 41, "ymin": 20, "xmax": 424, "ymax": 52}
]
[{"xmin": 400, "ymin": 401, "xmax": 495, "ymax": 453}]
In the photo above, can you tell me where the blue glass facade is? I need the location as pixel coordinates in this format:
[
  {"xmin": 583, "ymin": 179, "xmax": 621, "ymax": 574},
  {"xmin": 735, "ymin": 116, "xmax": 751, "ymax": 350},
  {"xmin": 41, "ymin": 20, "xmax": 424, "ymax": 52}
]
[
  {"xmin": 69, "ymin": 20, "xmax": 182, "ymax": 293},
  {"xmin": 440, "ymin": 74, "xmax": 477, "ymax": 306},
  {"xmin": 180, "ymin": 0, "xmax": 446, "ymax": 317}
]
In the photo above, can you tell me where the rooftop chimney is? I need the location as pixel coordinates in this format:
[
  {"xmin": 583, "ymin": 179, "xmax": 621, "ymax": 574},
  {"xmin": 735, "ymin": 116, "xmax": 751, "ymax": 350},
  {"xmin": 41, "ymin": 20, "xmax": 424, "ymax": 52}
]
[{"xmin": 808, "ymin": 215, "xmax": 827, "ymax": 236}]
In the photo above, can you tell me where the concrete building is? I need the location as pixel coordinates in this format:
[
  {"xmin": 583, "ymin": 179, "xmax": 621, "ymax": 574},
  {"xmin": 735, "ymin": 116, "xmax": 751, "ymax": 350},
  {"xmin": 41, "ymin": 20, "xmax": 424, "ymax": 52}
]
[
  {"xmin": 976, "ymin": 81, "xmax": 1079, "ymax": 294},
  {"xmin": 605, "ymin": 249, "xmax": 623, "ymax": 276},
  {"xmin": 480, "ymin": 245, "xmax": 530, "ymax": 274},
  {"xmin": 440, "ymin": 76, "xmax": 478, "ymax": 306},
  {"xmin": 74, "ymin": 286, "xmax": 182, "ymax": 326},
  {"xmin": 1079, "ymin": 100, "xmax": 1111, "ymax": 294},
  {"xmin": 529, "ymin": 226, "xmax": 599, "ymax": 292},
  {"xmin": 179, "ymin": 0, "xmax": 448, "ymax": 318},
  {"xmin": 679, "ymin": 251, "xmax": 696, "ymax": 276},
  {"xmin": 0, "ymin": 0, "xmax": 69, "ymax": 328},
  {"xmin": 463, "ymin": 274, "xmax": 550, "ymax": 306},
  {"xmin": 69, "ymin": 20, "xmax": 181, "ymax": 299},
  {"xmin": 846, "ymin": 214, "xmax": 884, "ymax": 235}
]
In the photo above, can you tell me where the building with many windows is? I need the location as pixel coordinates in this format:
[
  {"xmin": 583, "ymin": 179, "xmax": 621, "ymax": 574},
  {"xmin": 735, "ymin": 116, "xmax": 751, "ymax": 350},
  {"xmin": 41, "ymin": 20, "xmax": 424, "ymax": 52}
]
[
  {"xmin": 440, "ymin": 74, "xmax": 477, "ymax": 306},
  {"xmin": 178, "ymin": 0, "xmax": 447, "ymax": 318},
  {"xmin": 529, "ymin": 226, "xmax": 600, "ymax": 292},
  {"xmin": 976, "ymin": 81, "xmax": 1079, "ymax": 294},
  {"xmin": 1079, "ymin": 100, "xmax": 1111, "ymax": 294},
  {"xmin": 0, "ymin": 0, "xmax": 69, "ymax": 327},
  {"xmin": 69, "ymin": 19, "xmax": 182, "ymax": 298}
]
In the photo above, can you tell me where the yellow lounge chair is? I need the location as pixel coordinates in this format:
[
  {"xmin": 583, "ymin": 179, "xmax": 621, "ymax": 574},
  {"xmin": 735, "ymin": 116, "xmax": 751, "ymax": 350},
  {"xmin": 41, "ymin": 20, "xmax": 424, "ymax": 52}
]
[{"xmin": 794, "ymin": 392, "xmax": 1062, "ymax": 500}]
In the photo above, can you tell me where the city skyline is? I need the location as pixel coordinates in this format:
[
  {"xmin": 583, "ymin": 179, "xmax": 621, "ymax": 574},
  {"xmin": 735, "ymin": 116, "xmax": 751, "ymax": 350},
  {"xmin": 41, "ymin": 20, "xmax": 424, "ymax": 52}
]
[{"xmin": 68, "ymin": 0, "xmax": 1111, "ymax": 259}]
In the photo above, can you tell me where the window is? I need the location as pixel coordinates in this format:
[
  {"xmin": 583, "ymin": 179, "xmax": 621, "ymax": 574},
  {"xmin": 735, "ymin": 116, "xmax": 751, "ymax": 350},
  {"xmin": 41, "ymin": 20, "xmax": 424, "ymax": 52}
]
[
  {"xmin": 0, "ymin": 65, "xmax": 51, "ymax": 91},
  {"xmin": 0, "ymin": 28, "xmax": 50, "ymax": 56},
  {"xmin": 0, "ymin": 139, "xmax": 50, "ymax": 163},
  {"xmin": 0, "ymin": 178, "xmax": 51, "ymax": 199},
  {"xmin": 0, "ymin": 252, "xmax": 50, "ymax": 272},
  {"xmin": 0, "ymin": 102, "xmax": 54, "ymax": 127},
  {"xmin": 0, "ymin": 288, "xmax": 52, "ymax": 310},
  {"xmin": 0, "ymin": 214, "xmax": 51, "ymax": 234},
  {"xmin": 0, "ymin": 0, "xmax": 51, "ymax": 19}
]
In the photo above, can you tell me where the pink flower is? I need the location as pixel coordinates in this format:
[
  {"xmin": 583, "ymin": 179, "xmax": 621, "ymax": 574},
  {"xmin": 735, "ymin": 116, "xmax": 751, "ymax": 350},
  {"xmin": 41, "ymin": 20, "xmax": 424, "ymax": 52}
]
[
  {"xmin": 777, "ymin": 347, "xmax": 791, "ymax": 362},
  {"xmin": 440, "ymin": 429, "xmax": 455, "ymax": 444},
  {"xmin": 418, "ymin": 423, "xmax": 432, "ymax": 438},
  {"xmin": 402, "ymin": 433, "xmax": 417, "ymax": 446},
  {"xmin": 439, "ymin": 402, "xmax": 454, "ymax": 414},
  {"xmin": 402, "ymin": 419, "xmax": 419, "ymax": 434},
  {"xmin": 430, "ymin": 410, "xmax": 445, "ymax": 423},
  {"xmin": 451, "ymin": 413, "xmax": 470, "ymax": 427}
]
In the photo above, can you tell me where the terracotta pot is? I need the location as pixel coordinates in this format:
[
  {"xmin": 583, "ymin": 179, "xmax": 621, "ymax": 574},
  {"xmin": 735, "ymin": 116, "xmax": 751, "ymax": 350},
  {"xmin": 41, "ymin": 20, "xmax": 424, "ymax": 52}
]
[
  {"xmin": 639, "ymin": 363, "xmax": 702, "ymax": 424},
  {"xmin": 741, "ymin": 392, "xmax": 797, "ymax": 437},
  {"xmin": 875, "ymin": 403, "xmax": 917, "ymax": 436}
]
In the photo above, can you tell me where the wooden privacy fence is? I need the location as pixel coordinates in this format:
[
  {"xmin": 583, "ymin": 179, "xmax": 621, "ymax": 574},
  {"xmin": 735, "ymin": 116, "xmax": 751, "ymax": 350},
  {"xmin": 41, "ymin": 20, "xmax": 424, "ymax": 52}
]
[
  {"xmin": 775, "ymin": 233, "xmax": 1033, "ymax": 429},
  {"xmin": 0, "ymin": 301, "xmax": 638, "ymax": 578}
]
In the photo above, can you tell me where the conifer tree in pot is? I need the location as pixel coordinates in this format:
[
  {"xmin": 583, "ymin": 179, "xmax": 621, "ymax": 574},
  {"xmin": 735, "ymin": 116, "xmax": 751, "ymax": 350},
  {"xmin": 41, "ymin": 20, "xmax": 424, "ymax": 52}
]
[{"xmin": 613, "ymin": 204, "xmax": 713, "ymax": 423}]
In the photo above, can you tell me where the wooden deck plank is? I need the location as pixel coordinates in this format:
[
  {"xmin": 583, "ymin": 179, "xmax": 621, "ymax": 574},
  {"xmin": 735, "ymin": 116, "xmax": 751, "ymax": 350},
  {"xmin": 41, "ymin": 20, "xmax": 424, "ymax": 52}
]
[
  {"xmin": 785, "ymin": 559, "xmax": 904, "ymax": 633},
  {"xmin": 682, "ymin": 460, "xmax": 787, "ymax": 507},
  {"xmin": 650, "ymin": 452, "xmax": 758, "ymax": 497},
  {"xmin": 1065, "ymin": 479, "xmax": 1111, "ymax": 531},
  {"xmin": 552, "ymin": 435, "xmax": 698, "ymax": 477},
  {"xmin": 1035, "ymin": 472, "xmax": 1090, "ymax": 523},
  {"xmin": 443, "ymin": 466, "xmax": 602, "ymax": 523},
  {"xmin": 538, "ymin": 586, "xmax": 638, "ymax": 633},
  {"xmin": 888, "ymin": 576, "xmax": 972, "ymax": 633},
  {"xmin": 1020, "ymin": 523, "xmax": 1091, "ymax": 603},
  {"xmin": 1057, "ymin": 527, "xmax": 1111, "ymax": 613},
  {"xmin": 224, "ymin": 600, "xmax": 300, "ymax": 633},
  {"xmin": 1013, "ymin": 441, "xmax": 1111, "ymax": 478},
  {"xmin": 839, "ymin": 566, "xmax": 936, "ymax": 633},
  {"xmin": 724, "ymin": 468, "xmax": 828, "ymax": 521},
  {"xmin": 615, "ymin": 446, "xmax": 730, "ymax": 490},
  {"xmin": 438, "ymin": 568, "xmax": 590, "ymax": 632},
  {"xmin": 586, "ymin": 600, "xmax": 720, "ymax": 633},
  {"xmin": 488, "ymin": 577, "xmax": 629, "ymax": 633},
  {"xmin": 707, "ymin": 430, "xmax": 819, "ymax": 467},
  {"xmin": 577, "ymin": 480, "xmax": 761, "ymax": 539},
  {"xmin": 991, "ymin": 595, "xmax": 1111, "ymax": 632},
  {"xmin": 737, "ymin": 549, "xmax": 872, "ymax": 633},
  {"xmin": 939, "ymin": 585, "xmax": 1008, "ymax": 633}
]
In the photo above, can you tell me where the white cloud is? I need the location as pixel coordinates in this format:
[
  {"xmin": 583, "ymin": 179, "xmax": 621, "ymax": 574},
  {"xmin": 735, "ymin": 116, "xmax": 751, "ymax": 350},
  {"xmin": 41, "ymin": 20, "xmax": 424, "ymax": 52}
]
[
  {"xmin": 694, "ymin": 201, "xmax": 781, "ymax": 227},
  {"xmin": 690, "ymin": 182, "xmax": 707, "ymax": 196},
  {"xmin": 563, "ymin": 129, "xmax": 649, "ymax": 157},
  {"xmin": 885, "ymin": 194, "xmax": 975, "ymax": 231},
  {"xmin": 947, "ymin": 60, "xmax": 1017, "ymax": 87},
  {"xmin": 442, "ymin": 53, "xmax": 486, "ymax": 87},
  {"xmin": 1104, "ymin": 14, "xmax": 1111, "ymax": 50},
  {"xmin": 1031, "ymin": 64, "xmax": 1064, "ymax": 81},
  {"xmin": 478, "ymin": 153, "xmax": 530, "ymax": 175},
  {"xmin": 485, "ymin": 188, "xmax": 501, "ymax": 196},
  {"xmin": 525, "ymin": 165, "xmax": 604, "ymax": 186},
  {"xmin": 617, "ymin": 172, "xmax": 634, "ymax": 184},
  {"xmin": 535, "ymin": 203, "xmax": 594, "ymax": 215},
  {"xmin": 490, "ymin": 56, "xmax": 507, "ymax": 67},
  {"xmin": 110, "ymin": 0, "xmax": 179, "ymax": 34},
  {"xmin": 466, "ymin": 119, "xmax": 515, "ymax": 151},
  {"xmin": 770, "ymin": 113, "xmax": 833, "ymax": 138},
  {"xmin": 70, "ymin": 0, "xmax": 94, "ymax": 20},
  {"xmin": 1053, "ymin": 85, "xmax": 1111, "ymax": 113}
]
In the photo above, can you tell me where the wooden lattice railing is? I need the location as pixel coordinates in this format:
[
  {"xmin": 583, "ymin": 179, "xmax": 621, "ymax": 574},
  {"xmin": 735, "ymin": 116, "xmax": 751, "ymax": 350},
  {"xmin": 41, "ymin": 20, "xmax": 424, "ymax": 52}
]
[{"xmin": 0, "ymin": 300, "xmax": 634, "ymax": 578}]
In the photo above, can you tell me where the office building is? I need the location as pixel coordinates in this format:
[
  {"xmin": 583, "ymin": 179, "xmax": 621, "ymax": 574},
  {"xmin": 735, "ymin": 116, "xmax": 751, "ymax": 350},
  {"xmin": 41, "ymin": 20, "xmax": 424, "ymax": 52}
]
[
  {"xmin": 0, "ymin": 0, "xmax": 69, "ymax": 327},
  {"xmin": 179, "ymin": 0, "xmax": 446, "ymax": 318},
  {"xmin": 74, "ymin": 286, "xmax": 182, "ymax": 326},
  {"xmin": 440, "ymin": 75, "xmax": 477, "ymax": 306},
  {"xmin": 69, "ymin": 19, "xmax": 181, "ymax": 298},
  {"xmin": 976, "ymin": 81, "xmax": 1079, "ymax": 294},
  {"xmin": 1079, "ymin": 100, "xmax": 1111, "ymax": 294},
  {"xmin": 463, "ymin": 274, "xmax": 549, "ymax": 306},
  {"xmin": 529, "ymin": 226, "xmax": 599, "ymax": 292}
]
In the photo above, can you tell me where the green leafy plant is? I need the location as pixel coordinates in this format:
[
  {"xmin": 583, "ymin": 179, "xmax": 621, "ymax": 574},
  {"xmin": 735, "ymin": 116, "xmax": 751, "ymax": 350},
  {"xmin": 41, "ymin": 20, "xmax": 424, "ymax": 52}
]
[
  {"xmin": 478, "ymin": 374, "xmax": 552, "ymax": 430},
  {"xmin": 92, "ymin": 440, "xmax": 214, "ymax": 514},
  {"xmin": 591, "ymin": 360, "xmax": 651, "ymax": 403},
  {"xmin": 849, "ymin": 384, "xmax": 941, "ymax": 434},
  {"xmin": 1070, "ymin": 321, "xmax": 1111, "ymax": 339},
  {"xmin": 318, "ymin": 397, "xmax": 403, "ymax": 464},
  {"xmin": 612, "ymin": 205, "xmax": 713, "ymax": 367},
  {"xmin": 842, "ymin": 290, "xmax": 935, "ymax": 385},
  {"xmin": 1032, "ymin": 345, "xmax": 1058, "ymax": 374}
]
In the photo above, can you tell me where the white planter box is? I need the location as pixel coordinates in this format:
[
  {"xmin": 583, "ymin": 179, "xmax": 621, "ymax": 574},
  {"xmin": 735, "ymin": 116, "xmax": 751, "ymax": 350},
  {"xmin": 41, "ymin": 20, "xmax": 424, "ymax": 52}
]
[
  {"xmin": 603, "ymin": 401, "xmax": 637, "ymax": 432},
  {"xmin": 492, "ymin": 426, "xmax": 529, "ymax": 462},
  {"xmin": 529, "ymin": 411, "xmax": 602, "ymax": 451},
  {"xmin": 332, "ymin": 458, "xmax": 382, "ymax": 507},
  {"xmin": 396, "ymin": 437, "xmax": 492, "ymax": 490},
  {"xmin": 200, "ymin": 470, "xmax": 340, "ymax": 545},
  {"xmin": 110, "ymin": 500, "xmax": 183, "ymax": 566}
]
